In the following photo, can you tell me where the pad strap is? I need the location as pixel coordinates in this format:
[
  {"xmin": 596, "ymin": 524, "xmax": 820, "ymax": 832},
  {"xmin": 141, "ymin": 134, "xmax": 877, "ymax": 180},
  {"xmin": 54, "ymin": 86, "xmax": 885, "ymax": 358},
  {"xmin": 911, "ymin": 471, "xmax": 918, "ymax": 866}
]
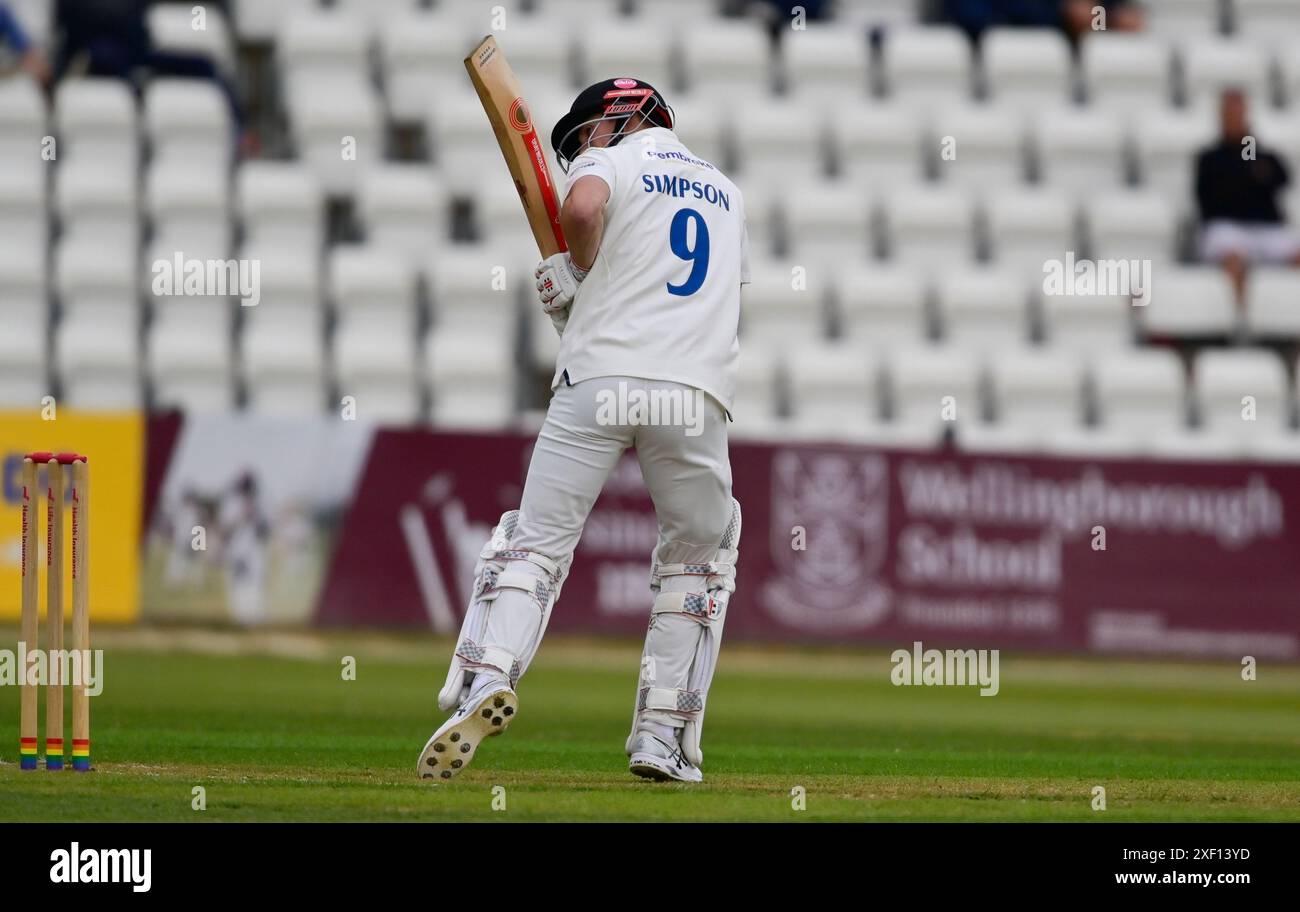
[
  {"xmin": 651, "ymin": 590, "xmax": 723, "ymax": 622},
  {"xmin": 638, "ymin": 685, "xmax": 703, "ymax": 715},
  {"xmin": 455, "ymin": 640, "xmax": 522, "ymax": 685}
]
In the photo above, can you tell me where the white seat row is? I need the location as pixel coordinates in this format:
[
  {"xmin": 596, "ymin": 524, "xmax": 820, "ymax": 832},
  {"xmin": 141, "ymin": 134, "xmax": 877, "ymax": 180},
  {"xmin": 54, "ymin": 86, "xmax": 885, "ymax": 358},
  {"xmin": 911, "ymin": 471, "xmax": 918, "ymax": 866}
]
[{"xmin": 732, "ymin": 343, "xmax": 1300, "ymax": 454}]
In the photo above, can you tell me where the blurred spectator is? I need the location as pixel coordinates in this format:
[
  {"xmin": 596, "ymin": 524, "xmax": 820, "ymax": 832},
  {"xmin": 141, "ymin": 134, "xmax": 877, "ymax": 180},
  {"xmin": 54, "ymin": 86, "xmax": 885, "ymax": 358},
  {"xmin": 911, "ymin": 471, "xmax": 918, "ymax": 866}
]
[
  {"xmin": 941, "ymin": 0, "xmax": 1143, "ymax": 42},
  {"xmin": 0, "ymin": 0, "xmax": 51, "ymax": 86},
  {"xmin": 53, "ymin": 0, "xmax": 248, "ymax": 146},
  {"xmin": 1195, "ymin": 89, "xmax": 1299, "ymax": 305}
]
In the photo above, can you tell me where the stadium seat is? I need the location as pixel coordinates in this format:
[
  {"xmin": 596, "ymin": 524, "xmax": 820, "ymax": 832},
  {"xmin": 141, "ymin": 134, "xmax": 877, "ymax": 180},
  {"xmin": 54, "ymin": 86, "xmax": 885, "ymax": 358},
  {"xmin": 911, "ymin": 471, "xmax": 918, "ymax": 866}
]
[
  {"xmin": 836, "ymin": 263, "xmax": 929, "ymax": 346},
  {"xmin": 983, "ymin": 188, "xmax": 1076, "ymax": 275},
  {"xmin": 779, "ymin": 179, "xmax": 871, "ymax": 266},
  {"xmin": 881, "ymin": 184, "xmax": 977, "ymax": 266},
  {"xmin": 0, "ymin": 320, "xmax": 48, "ymax": 408},
  {"xmin": 786, "ymin": 344, "xmax": 881, "ymax": 435},
  {"xmin": 233, "ymin": 0, "xmax": 317, "ymax": 44},
  {"xmin": 1032, "ymin": 106, "xmax": 1127, "ymax": 196},
  {"xmin": 537, "ymin": 0, "xmax": 622, "ymax": 21},
  {"xmin": 1092, "ymin": 347, "xmax": 1188, "ymax": 434},
  {"xmin": 930, "ymin": 104, "xmax": 1027, "ymax": 189},
  {"xmin": 0, "ymin": 76, "xmax": 47, "ymax": 180},
  {"xmin": 146, "ymin": 235, "xmax": 236, "ymax": 325},
  {"xmin": 1080, "ymin": 33, "xmax": 1173, "ymax": 114},
  {"xmin": 1132, "ymin": 108, "xmax": 1216, "ymax": 215},
  {"xmin": 731, "ymin": 343, "xmax": 781, "ymax": 437},
  {"xmin": 333, "ymin": 322, "xmax": 423, "ymax": 424},
  {"xmin": 739, "ymin": 259, "xmax": 829, "ymax": 343},
  {"xmin": 241, "ymin": 315, "xmax": 327, "ymax": 416},
  {"xmin": 1232, "ymin": 0, "xmax": 1300, "ymax": 44},
  {"xmin": 381, "ymin": 12, "xmax": 475, "ymax": 123},
  {"xmin": 278, "ymin": 10, "xmax": 371, "ymax": 93},
  {"xmin": 55, "ymin": 315, "xmax": 141, "ymax": 410},
  {"xmin": 837, "ymin": 0, "xmax": 921, "ymax": 28},
  {"xmin": 577, "ymin": 19, "xmax": 675, "ymax": 93},
  {"xmin": 54, "ymin": 157, "xmax": 138, "ymax": 242},
  {"xmin": 1180, "ymin": 38, "xmax": 1272, "ymax": 110},
  {"xmin": 935, "ymin": 268, "xmax": 1032, "ymax": 351},
  {"xmin": 988, "ymin": 347, "xmax": 1085, "ymax": 430},
  {"xmin": 832, "ymin": 102, "xmax": 926, "ymax": 189},
  {"xmin": 782, "ymin": 21, "xmax": 871, "ymax": 101},
  {"xmin": 1041, "ymin": 289, "xmax": 1136, "ymax": 352},
  {"xmin": 1243, "ymin": 431, "xmax": 1300, "ymax": 463},
  {"xmin": 982, "ymin": 28, "xmax": 1073, "ymax": 112},
  {"xmin": 429, "ymin": 92, "xmax": 511, "ymax": 193},
  {"xmin": 474, "ymin": 175, "xmax": 557, "ymax": 253},
  {"xmin": 1194, "ymin": 348, "xmax": 1290, "ymax": 438},
  {"xmin": 730, "ymin": 99, "xmax": 827, "ymax": 183},
  {"xmin": 425, "ymin": 331, "xmax": 516, "ymax": 428},
  {"xmin": 144, "ymin": 79, "xmax": 232, "ymax": 171},
  {"xmin": 54, "ymin": 78, "xmax": 139, "ymax": 174},
  {"xmin": 285, "ymin": 78, "xmax": 383, "ymax": 196},
  {"xmin": 149, "ymin": 311, "xmax": 235, "ymax": 413},
  {"xmin": 332, "ymin": 0, "xmax": 437, "ymax": 36},
  {"xmin": 680, "ymin": 20, "xmax": 772, "ymax": 97},
  {"xmin": 475, "ymin": 21, "xmax": 575, "ymax": 94},
  {"xmin": 146, "ymin": 159, "xmax": 231, "ymax": 252},
  {"xmin": 146, "ymin": 2, "xmax": 235, "ymax": 76},
  {"xmin": 237, "ymin": 161, "xmax": 324, "ymax": 256},
  {"xmin": 236, "ymin": 241, "xmax": 320, "ymax": 324},
  {"xmin": 664, "ymin": 96, "xmax": 726, "ymax": 167},
  {"xmin": 0, "ymin": 239, "xmax": 45, "ymax": 325},
  {"xmin": 880, "ymin": 26, "xmax": 973, "ymax": 112},
  {"xmin": 55, "ymin": 232, "xmax": 138, "ymax": 322},
  {"xmin": 1143, "ymin": 0, "xmax": 1224, "ymax": 37},
  {"xmin": 1245, "ymin": 269, "xmax": 1300, "ymax": 339},
  {"xmin": 1083, "ymin": 190, "xmax": 1179, "ymax": 264},
  {"xmin": 427, "ymin": 250, "xmax": 524, "ymax": 338},
  {"xmin": 627, "ymin": 0, "xmax": 715, "ymax": 20},
  {"xmin": 330, "ymin": 245, "xmax": 420, "ymax": 333},
  {"xmin": 885, "ymin": 345, "xmax": 982, "ymax": 429},
  {"xmin": 1139, "ymin": 267, "xmax": 1237, "ymax": 338},
  {"xmin": 357, "ymin": 165, "xmax": 449, "ymax": 266},
  {"xmin": 0, "ymin": 161, "xmax": 47, "ymax": 266}
]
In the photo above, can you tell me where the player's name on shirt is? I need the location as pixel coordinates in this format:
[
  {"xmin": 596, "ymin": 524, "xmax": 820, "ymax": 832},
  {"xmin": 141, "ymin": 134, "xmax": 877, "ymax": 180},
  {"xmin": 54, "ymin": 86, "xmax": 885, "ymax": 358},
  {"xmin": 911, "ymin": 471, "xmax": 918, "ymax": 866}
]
[{"xmin": 641, "ymin": 174, "xmax": 733, "ymax": 211}]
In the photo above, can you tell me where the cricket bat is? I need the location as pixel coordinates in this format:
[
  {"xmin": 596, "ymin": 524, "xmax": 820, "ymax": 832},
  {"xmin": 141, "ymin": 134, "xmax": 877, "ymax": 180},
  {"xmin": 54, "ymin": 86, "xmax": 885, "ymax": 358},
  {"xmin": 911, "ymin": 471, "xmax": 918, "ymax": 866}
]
[{"xmin": 464, "ymin": 35, "xmax": 568, "ymax": 257}]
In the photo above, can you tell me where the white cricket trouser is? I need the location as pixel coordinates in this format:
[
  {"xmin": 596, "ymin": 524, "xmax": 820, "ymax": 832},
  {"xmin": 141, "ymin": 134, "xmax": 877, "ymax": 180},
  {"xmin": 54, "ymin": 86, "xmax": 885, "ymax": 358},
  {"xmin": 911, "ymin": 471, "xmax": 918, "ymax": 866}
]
[{"xmin": 481, "ymin": 375, "xmax": 734, "ymax": 664}]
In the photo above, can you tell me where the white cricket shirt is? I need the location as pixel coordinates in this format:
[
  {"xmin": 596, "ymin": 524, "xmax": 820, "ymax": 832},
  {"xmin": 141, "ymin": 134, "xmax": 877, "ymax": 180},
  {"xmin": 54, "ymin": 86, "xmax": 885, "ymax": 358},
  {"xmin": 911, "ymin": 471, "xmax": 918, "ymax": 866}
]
[{"xmin": 554, "ymin": 127, "xmax": 750, "ymax": 413}]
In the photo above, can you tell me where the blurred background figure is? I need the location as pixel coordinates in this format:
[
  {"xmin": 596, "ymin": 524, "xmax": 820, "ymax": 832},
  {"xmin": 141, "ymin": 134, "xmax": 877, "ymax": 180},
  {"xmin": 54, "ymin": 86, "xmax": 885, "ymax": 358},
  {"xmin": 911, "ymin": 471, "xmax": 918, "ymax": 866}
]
[
  {"xmin": 1196, "ymin": 88, "xmax": 1300, "ymax": 306},
  {"xmin": 53, "ymin": 0, "xmax": 245, "ymax": 142},
  {"xmin": 220, "ymin": 471, "xmax": 269, "ymax": 626},
  {"xmin": 941, "ymin": 0, "xmax": 1144, "ymax": 42},
  {"xmin": 0, "ymin": 0, "xmax": 50, "ymax": 85}
]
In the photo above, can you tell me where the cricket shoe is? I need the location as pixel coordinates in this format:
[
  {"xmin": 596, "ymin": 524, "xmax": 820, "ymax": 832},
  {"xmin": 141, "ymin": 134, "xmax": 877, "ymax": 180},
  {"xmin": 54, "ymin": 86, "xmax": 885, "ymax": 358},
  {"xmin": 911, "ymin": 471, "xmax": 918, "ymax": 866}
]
[
  {"xmin": 416, "ymin": 675, "xmax": 517, "ymax": 782},
  {"xmin": 628, "ymin": 729, "xmax": 702, "ymax": 783}
]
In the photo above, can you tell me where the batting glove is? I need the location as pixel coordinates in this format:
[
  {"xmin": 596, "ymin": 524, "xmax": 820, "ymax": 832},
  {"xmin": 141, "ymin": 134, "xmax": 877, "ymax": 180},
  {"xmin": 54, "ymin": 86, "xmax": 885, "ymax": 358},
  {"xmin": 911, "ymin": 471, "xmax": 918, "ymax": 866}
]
[{"xmin": 535, "ymin": 253, "xmax": 588, "ymax": 313}]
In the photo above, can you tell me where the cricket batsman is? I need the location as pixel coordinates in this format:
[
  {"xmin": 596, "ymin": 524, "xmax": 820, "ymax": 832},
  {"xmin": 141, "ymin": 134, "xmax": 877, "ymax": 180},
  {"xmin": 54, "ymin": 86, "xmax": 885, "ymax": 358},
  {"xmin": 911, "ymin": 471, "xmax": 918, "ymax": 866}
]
[{"xmin": 417, "ymin": 77, "xmax": 749, "ymax": 783}]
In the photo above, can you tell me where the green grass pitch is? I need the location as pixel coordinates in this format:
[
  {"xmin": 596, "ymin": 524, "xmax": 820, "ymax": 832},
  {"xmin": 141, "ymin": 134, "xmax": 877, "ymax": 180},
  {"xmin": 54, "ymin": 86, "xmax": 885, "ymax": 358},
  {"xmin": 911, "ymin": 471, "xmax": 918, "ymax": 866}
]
[{"xmin": 2, "ymin": 629, "xmax": 1298, "ymax": 821}]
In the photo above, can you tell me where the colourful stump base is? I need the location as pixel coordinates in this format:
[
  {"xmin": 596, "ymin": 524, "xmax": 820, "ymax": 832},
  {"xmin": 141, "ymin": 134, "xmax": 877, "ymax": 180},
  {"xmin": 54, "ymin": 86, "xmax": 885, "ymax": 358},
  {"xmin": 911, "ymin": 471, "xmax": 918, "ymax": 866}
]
[
  {"xmin": 72, "ymin": 740, "xmax": 90, "ymax": 771},
  {"xmin": 46, "ymin": 758, "xmax": 64, "ymax": 771},
  {"xmin": 20, "ymin": 738, "xmax": 38, "ymax": 770},
  {"xmin": 73, "ymin": 757, "xmax": 91, "ymax": 771},
  {"xmin": 20, "ymin": 757, "xmax": 38, "ymax": 770}
]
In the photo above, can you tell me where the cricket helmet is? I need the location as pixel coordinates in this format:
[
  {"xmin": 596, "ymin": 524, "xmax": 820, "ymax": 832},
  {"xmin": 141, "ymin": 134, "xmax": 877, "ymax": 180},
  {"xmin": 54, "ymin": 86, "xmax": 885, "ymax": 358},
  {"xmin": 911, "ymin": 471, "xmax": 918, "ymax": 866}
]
[{"xmin": 550, "ymin": 77, "xmax": 675, "ymax": 172}]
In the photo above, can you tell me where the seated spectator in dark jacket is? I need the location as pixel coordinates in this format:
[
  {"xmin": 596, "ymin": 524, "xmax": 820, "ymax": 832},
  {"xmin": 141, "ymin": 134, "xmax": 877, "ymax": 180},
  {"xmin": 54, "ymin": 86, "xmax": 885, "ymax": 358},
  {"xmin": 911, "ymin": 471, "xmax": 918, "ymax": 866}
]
[
  {"xmin": 1196, "ymin": 89, "xmax": 1300, "ymax": 304},
  {"xmin": 942, "ymin": 0, "xmax": 1142, "ymax": 42},
  {"xmin": 0, "ymin": 1, "xmax": 51, "ymax": 86}
]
